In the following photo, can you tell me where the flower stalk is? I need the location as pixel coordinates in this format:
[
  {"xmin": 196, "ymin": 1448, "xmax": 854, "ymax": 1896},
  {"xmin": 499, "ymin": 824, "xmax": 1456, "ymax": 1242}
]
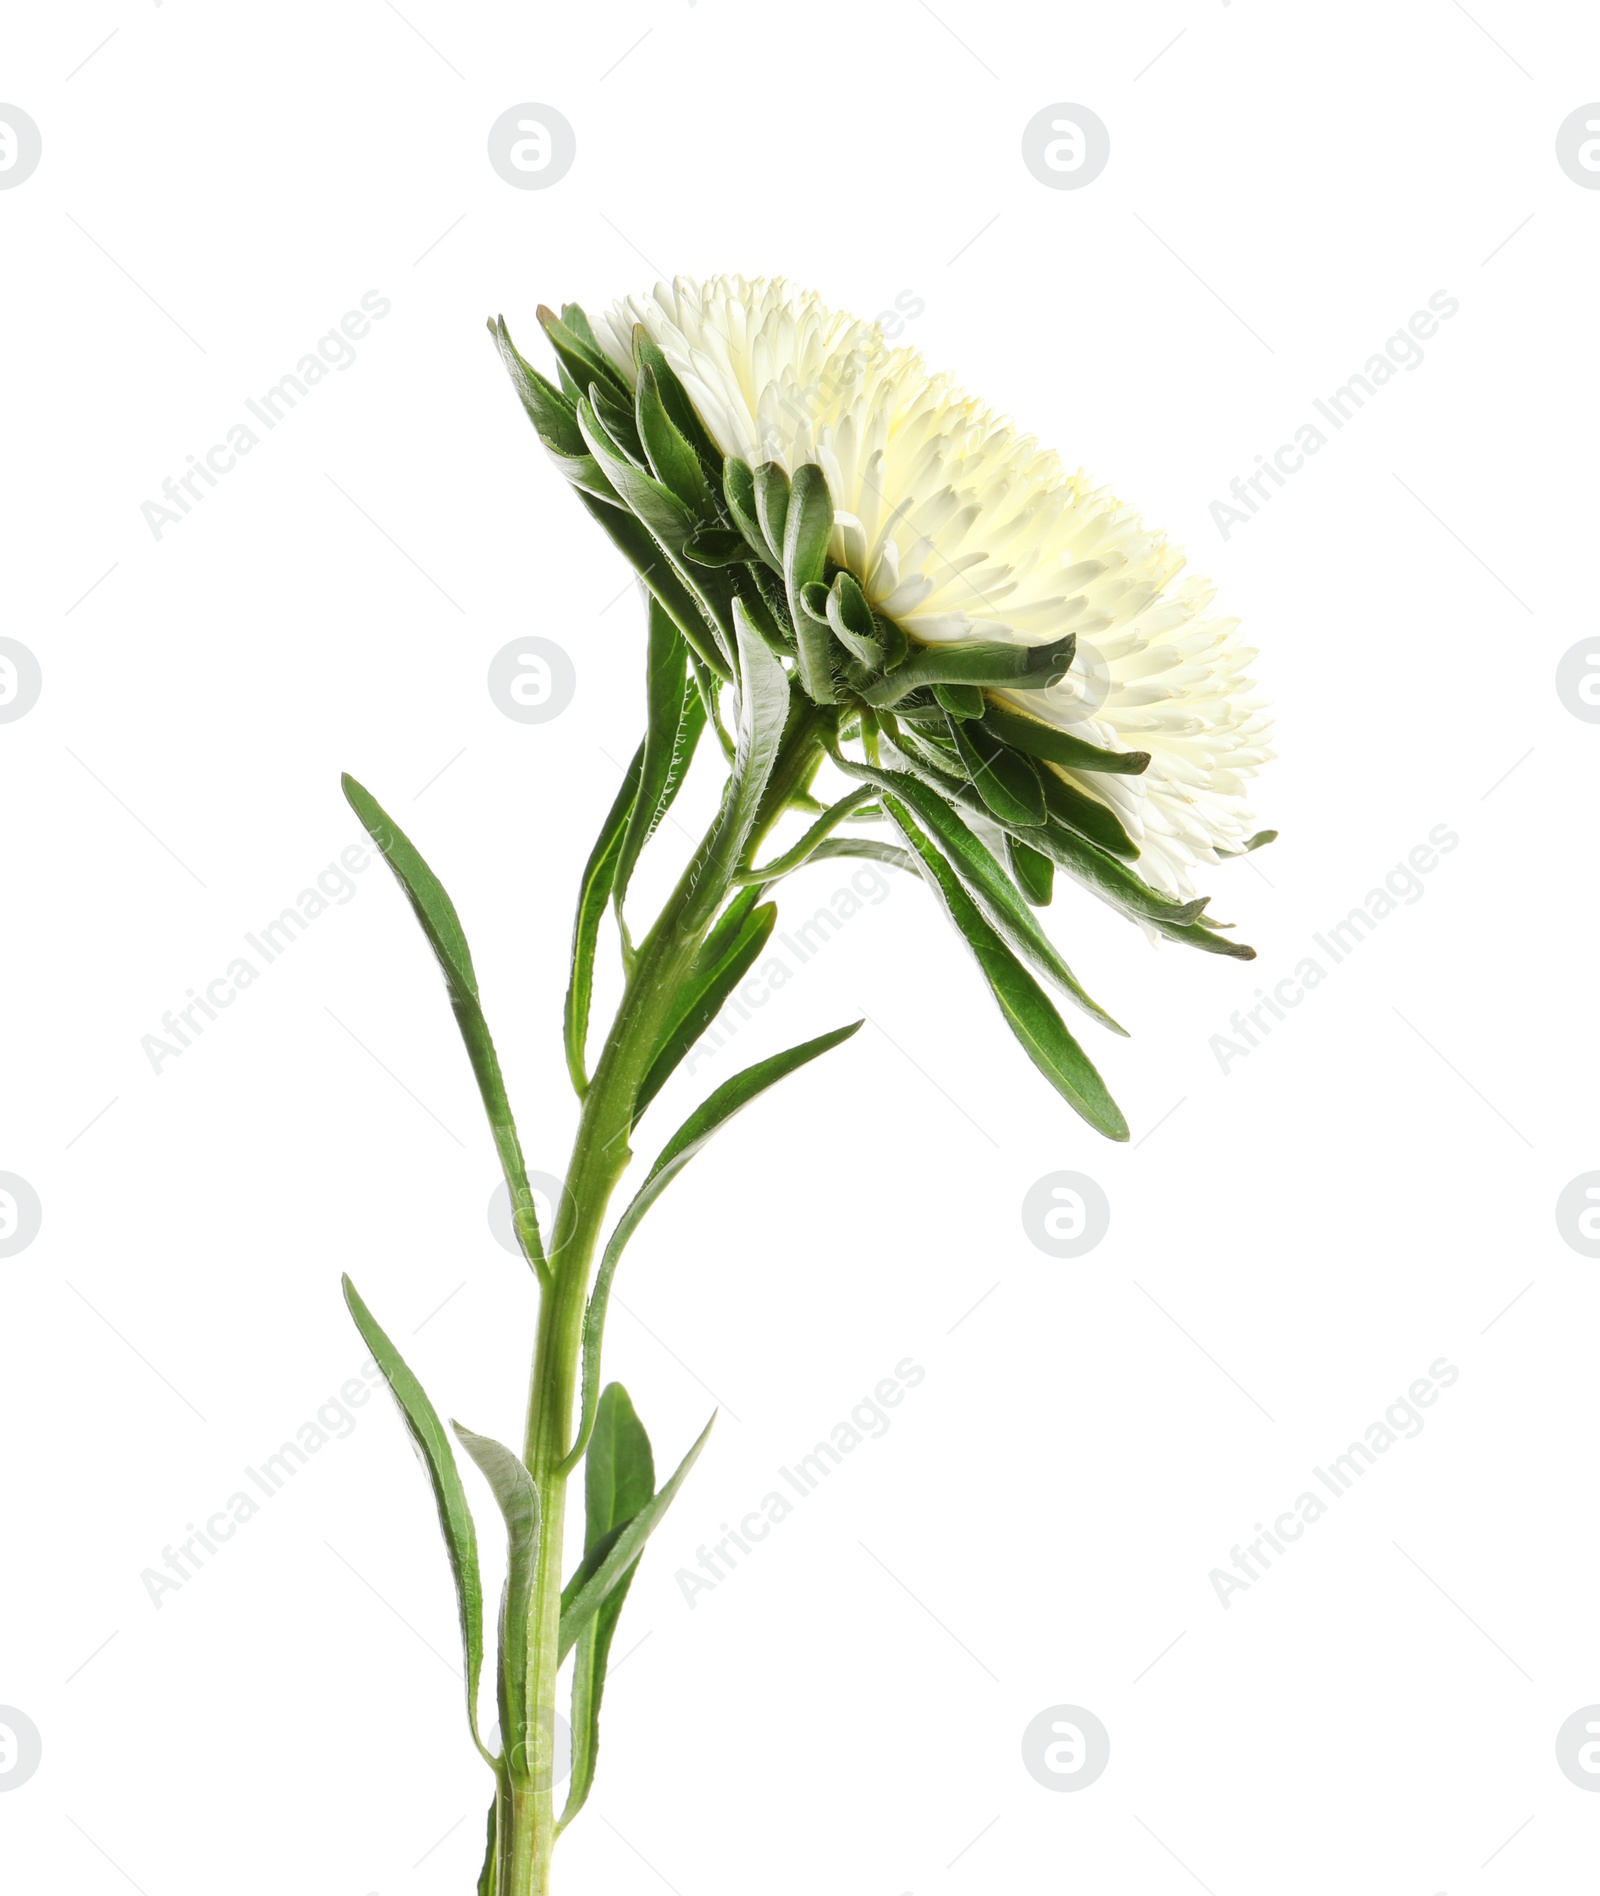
[{"xmin": 335, "ymin": 276, "xmax": 1272, "ymax": 1895}]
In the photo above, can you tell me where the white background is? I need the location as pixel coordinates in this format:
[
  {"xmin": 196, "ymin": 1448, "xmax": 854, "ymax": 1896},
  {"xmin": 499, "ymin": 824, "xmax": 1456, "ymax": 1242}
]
[{"xmin": 3, "ymin": 3, "xmax": 1598, "ymax": 1892}]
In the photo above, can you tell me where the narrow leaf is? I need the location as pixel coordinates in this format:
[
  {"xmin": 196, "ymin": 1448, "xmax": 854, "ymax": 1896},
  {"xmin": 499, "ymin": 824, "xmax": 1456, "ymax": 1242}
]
[
  {"xmin": 830, "ymin": 752, "xmax": 1123, "ymax": 1033},
  {"xmin": 885, "ymin": 802, "xmax": 1129, "ymax": 1139},
  {"xmin": 573, "ymin": 488, "xmax": 731, "ymax": 681},
  {"xmin": 537, "ymin": 304, "xmax": 631, "ymax": 401},
  {"xmin": 980, "ymin": 701, "xmax": 1150, "ymax": 776},
  {"xmin": 454, "ymin": 1426, "xmax": 541, "ymax": 1780},
  {"xmin": 724, "ymin": 458, "xmax": 776, "ymax": 567},
  {"xmin": 1007, "ymin": 836, "xmax": 1055, "ymax": 907},
  {"xmin": 783, "ymin": 463, "xmax": 836, "ymax": 702},
  {"xmin": 558, "ymin": 1414, "xmax": 716, "ymax": 1661},
  {"xmin": 636, "ymin": 366, "xmax": 716, "ymax": 516},
  {"xmin": 566, "ymin": 747, "xmax": 642, "ymax": 1095},
  {"xmin": 342, "ymin": 776, "xmax": 545, "ymax": 1274},
  {"xmin": 342, "ymin": 1276, "xmax": 488, "ymax": 1755},
  {"xmin": 1039, "ymin": 767, "xmax": 1139, "ymax": 860},
  {"xmin": 613, "ymin": 603, "xmax": 692, "ymax": 925},
  {"xmin": 635, "ymin": 897, "xmax": 777, "ymax": 1116},
  {"xmin": 561, "ymin": 1385, "xmax": 654, "ymax": 1828},
  {"xmin": 948, "ymin": 716, "xmax": 1048, "ymax": 827},
  {"xmin": 568, "ymin": 1021, "xmax": 863, "ymax": 1476}
]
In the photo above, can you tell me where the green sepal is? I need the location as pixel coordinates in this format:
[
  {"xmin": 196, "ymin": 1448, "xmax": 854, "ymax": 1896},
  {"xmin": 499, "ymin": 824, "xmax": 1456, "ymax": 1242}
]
[
  {"xmin": 558, "ymin": 1414, "xmax": 716, "ymax": 1661},
  {"xmin": 933, "ymin": 682, "xmax": 985, "ymax": 720},
  {"xmin": 341, "ymin": 1276, "xmax": 489, "ymax": 1760},
  {"xmin": 1007, "ymin": 835, "xmax": 1055, "ymax": 907},
  {"xmin": 948, "ymin": 717, "xmax": 1048, "ymax": 827},
  {"xmin": 1216, "ymin": 829, "xmax": 1278, "ymax": 858},
  {"xmin": 566, "ymin": 747, "xmax": 642, "ymax": 1096},
  {"xmin": 576, "ymin": 399, "xmax": 699, "ymax": 557},
  {"xmin": 753, "ymin": 462, "xmax": 791, "ymax": 562},
  {"xmin": 486, "ymin": 317, "xmax": 585, "ymax": 459},
  {"xmin": 1039, "ymin": 768, "xmax": 1139, "ymax": 860},
  {"xmin": 560, "ymin": 1385, "xmax": 655, "ymax": 1830},
  {"xmin": 636, "ymin": 365, "xmax": 717, "ymax": 517},
  {"xmin": 826, "ymin": 573, "xmax": 884, "ymax": 669},
  {"xmin": 537, "ymin": 304, "xmax": 630, "ymax": 402},
  {"xmin": 684, "ymin": 527, "xmax": 751, "ymax": 568},
  {"xmin": 783, "ymin": 464, "xmax": 837, "ymax": 704},
  {"xmin": 1028, "ymin": 818, "xmax": 1211, "ymax": 929},
  {"xmin": 861, "ymin": 632, "xmax": 1075, "ymax": 704},
  {"xmin": 453, "ymin": 1426, "xmax": 540, "ymax": 1782},
  {"xmin": 631, "ymin": 328, "xmax": 727, "ymax": 489},
  {"xmin": 588, "ymin": 377, "xmax": 648, "ymax": 471},
  {"xmin": 723, "ymin": 458, "xmax": 775, "ymax": 567},
  {"xmin": 1151, "ymin": 915, "xmax": 1257, "ymax": 959},
  {"xmin": 884, "ymin": 806, "xmax": 1129, "ymax": 1140},
  {"xmin": 979, "ymin": 701, "xmax": 1150, "ymax": 776},
  {"xmin": 341, "ymin": 775, "xmax": 545, "ymax": 1276}
]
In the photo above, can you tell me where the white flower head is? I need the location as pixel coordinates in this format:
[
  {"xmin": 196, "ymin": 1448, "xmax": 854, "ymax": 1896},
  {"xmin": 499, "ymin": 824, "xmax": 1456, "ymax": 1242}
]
[{"xmin": 594, "ymin": 275, "xmax": 1273, "ymax": 900}]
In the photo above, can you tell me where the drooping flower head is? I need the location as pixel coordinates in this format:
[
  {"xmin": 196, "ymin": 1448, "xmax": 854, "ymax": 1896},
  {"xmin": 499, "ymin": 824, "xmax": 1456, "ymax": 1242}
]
[
  {"xmin": 592, "ymin": 277, "xmax": 1273, "ymax": 900},
  {"xmin": 491, "ymin": 275, "xmax": 1277, "ymax": 1139}
]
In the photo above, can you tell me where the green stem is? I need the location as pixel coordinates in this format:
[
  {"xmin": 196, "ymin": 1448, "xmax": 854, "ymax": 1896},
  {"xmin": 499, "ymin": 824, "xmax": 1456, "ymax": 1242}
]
[{"xmin": 492, "ymin": 703, "xmax": 829, "ymax": 1893}]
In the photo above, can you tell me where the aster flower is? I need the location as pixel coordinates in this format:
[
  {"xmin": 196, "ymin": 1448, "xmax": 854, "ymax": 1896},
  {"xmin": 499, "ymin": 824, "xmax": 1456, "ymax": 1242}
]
[{"xmin": 335, "ymin": 275, "xmax": 1277, "ymax": 1896}]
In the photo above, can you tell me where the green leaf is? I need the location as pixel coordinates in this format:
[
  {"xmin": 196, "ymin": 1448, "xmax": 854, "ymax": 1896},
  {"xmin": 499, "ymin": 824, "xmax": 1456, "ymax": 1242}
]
[
  {"xmin": 948, "ymin": 717, "xmax": 1048, "ymax": 827},
  {"xmin": 1028, "ymin": 817, "xmax": 1209, "ymax": 928},
  {"xmin": 453, "ymin": 1426, "xmax": 541, "ymax": 1780},
  {"xmin": 630, "ymin": 329, "xmax": 726, "ymax": 487},
  {"xmin": 342, "ymin": 775, "xmax": 545, "ymax": 1276},
  {"xmin": 636, "ymin": 366, "xmax": 717, "ymax": 517},
  {"xmin": 342, "ymin": 1276, "xmax": 489, "ymax": 1757},
  {"xmin": 724, "ymin": 458, "xmax": 777, "ymax": 567},
  {"xmin": 932, "ymin": 682, "xmax": 985, "ymax": 720},
  {"xmin": 477, "ymin": 1798, "xmax": 497, "ymax": 1896},
  {"xmin": 613, "ymin": 603, "xmax": 698, "ymax": 928},
  {"xmin": 783, "ymin": 464, "xmax": 836, "ymax": 703},
  {"xmin": 1151, "ymin": 915, "xmax": 1257, "ymax": 960},
  {"xmin": 568, "ymin": 1020, "xmax": 863, "ymax": 1479},
  {"xmin": 753, "ymin": 462, "xmax": 791, "ymax": 561},
  {"xmin": 826, "ymin": 572, "xmax": 883, "ymax": 669},
  {"xmin": 577, "ymin": 398, "xmax": 699, "ymax": 557},
  {"xmin": 634, "ymin": 895, "xmax": 778, "ymax": 1117},
  {"xmin": 741, "ymin": 785, "xmax": 879, "ymax": 881},
  {"xmin": 537, "ymin": 304, "xmax": 631, "ymax": 402},
  {"xmin": 1007, "ymin": 836, "xmax": 1054, "ymax": 907},
  {"xmin": 1217, "ymin": 829, "xmax": 1278, "ymax": 858},
  {"xmin": 979, "ymin": 701, "xmax": 1150, "ymax": 776},
  {"xmin": 572, "ymin": 489, "xmax": 731, "ymax": 682},
  {"xmin": 863, "ymin": 634, "xmax": 1074, "ymax": 703},
  {"xmin": 1038, "ymin": 767, "xmax": 1139, "ymax": 860},
  {"xmin": 566, "ymin": 748, "xmax": 642, "ymax": 1096},
  {"xmin": 561, "ymin": 1385, "xmax": 655, "ymax": 1829},
  {"xmin": 884, "ymin": 803, "xmax": 1129, "ymax": 1140},
  {"xmin": 487, "ymin": 316, "xmax": 619, "ymax": 504},
  {"xmin": 684, "ymin": 526, "xmax": 750, "ymax": 568},
  {"xmin": 559, "ymin": 1414, "xmax": 716, "ymax": 1661},
  {"xmin": 830, "ymin": 752, "xmax": 1123, "ymax": 1034}
]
